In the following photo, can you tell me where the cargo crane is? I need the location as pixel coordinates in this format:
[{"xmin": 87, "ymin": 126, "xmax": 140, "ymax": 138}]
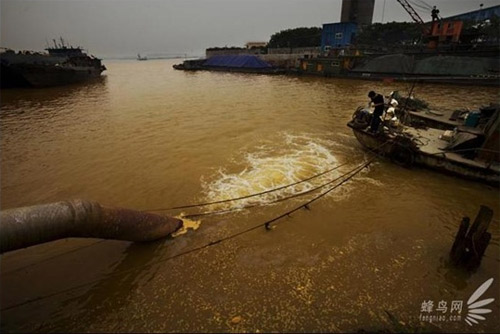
[
  {"xmin": 396, "ymin": 0, "xmax": 426, "ymax": 26},
  {"xmin": 395, "ymin": 0, "xmax": 433, "ymax": 36},
  {"xmin": 396, "ymin": 0, "xmax": 463, "ymax": 48}
]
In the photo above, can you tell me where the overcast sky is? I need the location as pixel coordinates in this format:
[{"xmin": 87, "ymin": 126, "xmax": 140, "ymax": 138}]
[{"xmin": 1, "ymin": 0, "xmax": 497, "ymax": 58}]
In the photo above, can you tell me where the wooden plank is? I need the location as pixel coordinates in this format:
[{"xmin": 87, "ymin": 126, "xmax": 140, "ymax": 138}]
[
  {"xmin": 450, "ymin": 216, "xmax": 469, "ymax": 265},
  {"xmin": 450, "ymin": 206, "xmax": 493, "ymax": 270}
]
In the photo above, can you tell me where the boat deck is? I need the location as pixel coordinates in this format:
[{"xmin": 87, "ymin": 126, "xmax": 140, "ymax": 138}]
[
  {"xmin": 403, "ymin": 127, "xmax": 500, "ymax": 172},
  {"xmin": 408, "ymin": 108, "xmax": 463, "ymax": 129}
]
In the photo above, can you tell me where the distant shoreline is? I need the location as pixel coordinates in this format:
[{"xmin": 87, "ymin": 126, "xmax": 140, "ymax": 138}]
[{"xmin": 101, "ymin": 55, "xmax": 202, "ymax": 61}]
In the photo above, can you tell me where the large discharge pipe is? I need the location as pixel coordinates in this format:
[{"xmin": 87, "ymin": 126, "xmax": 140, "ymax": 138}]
[{"xmin": 0, "ymin": 200, "xmax": 183, "ymax": 253}]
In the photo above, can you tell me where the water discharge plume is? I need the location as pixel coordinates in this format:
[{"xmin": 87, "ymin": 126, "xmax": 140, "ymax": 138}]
[{"xmin": 202, "ymin": 133, "xmax": 342, "ymax": 211}]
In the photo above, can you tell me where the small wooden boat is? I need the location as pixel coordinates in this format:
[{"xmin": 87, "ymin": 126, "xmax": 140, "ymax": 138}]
[{"xmin": 347, "ymin": 105, "xmax": 500, "ymax": 185}]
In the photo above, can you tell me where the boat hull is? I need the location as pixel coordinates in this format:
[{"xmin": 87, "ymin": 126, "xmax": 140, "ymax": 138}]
[
  {"xmin": 348, "ymin": 122, "xmax": 500, "ymax": 185},
  {"xmin": 1, "ymin": 63, "xmax": 104, "ymax": 88}
]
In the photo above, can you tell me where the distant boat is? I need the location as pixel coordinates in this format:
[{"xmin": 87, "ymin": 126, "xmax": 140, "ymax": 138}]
[
  {"xmin": 137, "ymin": 53, "xmax": 148, "ymax": 61},
  {"xmin": 0, "ymin": 38, "xmax": 106, "ymax": 88},
  {"xmin": 173, "ymin": 55, "xmax": 285, "ymax": 74}
]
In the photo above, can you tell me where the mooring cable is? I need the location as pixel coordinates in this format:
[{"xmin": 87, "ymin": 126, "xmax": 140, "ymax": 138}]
[
  {"xmin": 182, "ymin": 159, "xmax": 372, "ymax": 219},
  {"xmin": 177, "ymin": 136, "xmax": 393, "ymax": 220},
  {"xmin": 261, "ymin": 158, "xmax": 375, "ymax": 229},
  {"xmin": 1, "ymin": 159, "xmax": 359, "ymax": 278},
  {"xmin": 3, "ymin": 162, "xmax": 356, "ymax": 275},
  {"xmin": 1, "ymin": 163, "xmax": 356, "ymax": 274},
  {"xmin": 0, "ymin": 156, "xmax": 376, "ymax": 312},
  {"xmin": 144, "ymin": 161, "xmax": 351, "ymax": 212},
  {"xmin": 2, "ymin": 141, "xmax": 390, "ymax": 312}
]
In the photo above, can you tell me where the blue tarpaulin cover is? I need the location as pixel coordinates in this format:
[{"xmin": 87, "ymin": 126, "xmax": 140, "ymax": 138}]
[{"xmin": 204, "ymin": 55, "xmax": 272, "ymax": 68}]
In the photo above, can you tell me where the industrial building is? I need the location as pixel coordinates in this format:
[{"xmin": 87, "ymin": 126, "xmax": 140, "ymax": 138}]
[
  {"xmin": 443, "ymin": 4, "xmax": 500, "ymax": 22},
  {"xmin": 245, "ymin": 42, "xmax": 267, "ymax": 49},
  {"xmin": 306, "ymin": 1, "xmax": 499, "ymax": 84},
  {"xmin": 321, "ymin": 23, "xmax": 358, "ymax": 51},
  {"xmin": 321, "ymin": 2, "xmax": 500, "ymax": 53}
]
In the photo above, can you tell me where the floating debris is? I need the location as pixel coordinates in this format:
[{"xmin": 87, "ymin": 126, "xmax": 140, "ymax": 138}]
[{"xmin": 172, "ymin": 215, "xmax": 201, "ymax": 238}]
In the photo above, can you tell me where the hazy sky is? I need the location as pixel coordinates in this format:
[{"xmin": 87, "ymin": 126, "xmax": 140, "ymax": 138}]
[{"xmin": 1, "ymin": 0, "xmax": 498, "ymax": 58}]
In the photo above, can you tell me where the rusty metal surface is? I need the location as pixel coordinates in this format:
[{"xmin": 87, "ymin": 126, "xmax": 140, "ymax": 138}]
[{"xmin": 0, "ymin": 200, "xmax": 182, "ymax": 253}]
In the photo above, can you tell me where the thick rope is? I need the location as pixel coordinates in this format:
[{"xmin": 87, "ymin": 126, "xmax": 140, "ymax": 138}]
[
  {"xmin": 2, "ymin": 142, "xmax": 390, "ymax": 311},
  {"xmin": 1, "ymin": 158, "xmax": 375, "ymax": 312},
  {"xmin": 144, "ymin": 161, "xmax": 351, "ymax": 212},
  {"xmin": 183, "ymin": 160, "xmax": 372, "ymax": 219}
]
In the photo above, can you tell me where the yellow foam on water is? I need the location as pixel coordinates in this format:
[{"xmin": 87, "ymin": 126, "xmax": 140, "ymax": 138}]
[
  {"xmin": 201, "ymin": 133, "xmax": 341, "ymax": 210},
  {"xmin": 172, "ymin": 214, "xmax": 201, "ymax": 238}
]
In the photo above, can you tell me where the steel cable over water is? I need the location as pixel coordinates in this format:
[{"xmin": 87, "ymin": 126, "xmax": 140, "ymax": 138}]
[
  {"xmin": 1, "ymin": 163, "xmax": 370, "ymax": 311},
  {"xmin": 1, "ymin": 142, "xmax": 388, "ymax": 312},
  {"xmin": 152, "ymin": 139, "xmax": 393, "ymax": 218},
  {"xmin": 144, "ymin": 161, "xmax": 351, "ymax": 212},
  {"xmin": 3, "ymin": 159, "xmax": 351, "ymax": 275},
  {"xmin": 182, "ymin": 161, "xmax": 377, "ymax": 219}
]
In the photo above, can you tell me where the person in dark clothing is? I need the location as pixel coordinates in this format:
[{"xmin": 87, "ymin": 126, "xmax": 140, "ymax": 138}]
[
  {"xmin": 431, "ymin": 6, "xmax": 440, "ymax": 22},
  {"xmin": 368, "ymin": 91, "xmax": 385, "ymax": 133}
]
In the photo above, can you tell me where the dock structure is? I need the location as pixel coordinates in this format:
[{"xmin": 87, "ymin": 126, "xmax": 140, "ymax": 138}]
[{"xmin": 450, "ymin": 205, "xmax": 493, "ymax": 270}]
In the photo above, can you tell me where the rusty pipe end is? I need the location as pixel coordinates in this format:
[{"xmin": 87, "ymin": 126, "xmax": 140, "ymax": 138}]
[
  {"xmin": 78, "ymin": 204, "xmax": 183, "ymax": 242},
  {"xmin": 0, "ymin": 200, "xmax": 184, "ymax": 253}
]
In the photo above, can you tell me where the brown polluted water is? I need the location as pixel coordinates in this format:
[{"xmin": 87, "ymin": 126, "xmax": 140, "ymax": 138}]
[{"xmin": 1, "ymin": 59, "xmax": 499, "ymax": 332}]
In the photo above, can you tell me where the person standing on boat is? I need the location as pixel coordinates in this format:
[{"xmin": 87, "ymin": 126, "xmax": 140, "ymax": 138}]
[{"xmin": 368, "ymin": 91, "xmax": 385, "ymax": 133}]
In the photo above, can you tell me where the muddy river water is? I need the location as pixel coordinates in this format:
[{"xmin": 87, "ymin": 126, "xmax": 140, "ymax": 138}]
[{"xmin": 1, "ymin": 59, "xmax": 499, "ymax": 332}]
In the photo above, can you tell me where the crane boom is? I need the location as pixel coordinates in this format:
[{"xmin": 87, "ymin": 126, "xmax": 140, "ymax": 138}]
[{"xmin": 396, "ymin": 0, "xmax": 425, "ymax": 25}]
